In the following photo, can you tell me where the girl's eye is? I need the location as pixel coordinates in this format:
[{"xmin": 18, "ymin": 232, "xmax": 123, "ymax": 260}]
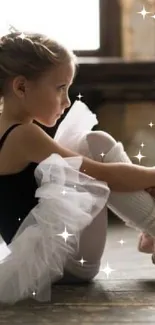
[
  {"xmin": 58, "ymin": 86, "xmax": 66, "ymax": 91},
  {"xmin": 57, "ymin": 85, "xmax": 70, "ymax": 93}
]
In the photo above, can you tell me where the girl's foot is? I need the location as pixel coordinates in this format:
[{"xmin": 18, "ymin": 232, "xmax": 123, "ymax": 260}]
[{"xmin": 138, "ymin": 232, "xmax": 154, "ymax": 253}]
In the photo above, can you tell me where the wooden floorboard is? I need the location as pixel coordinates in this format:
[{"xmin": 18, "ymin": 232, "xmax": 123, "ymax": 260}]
[{"xmin": 1, "ymin": 221, "xmax": 155, "ymax": 324}]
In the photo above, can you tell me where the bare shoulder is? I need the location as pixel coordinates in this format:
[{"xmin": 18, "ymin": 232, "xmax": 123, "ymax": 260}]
[
  {"xmin": 19, "ymin": 123, "xmax": 79, "ymax": 163},
  {"xmin": 18, "ymin": 123, "xmax": 108, "ymax": 185}
]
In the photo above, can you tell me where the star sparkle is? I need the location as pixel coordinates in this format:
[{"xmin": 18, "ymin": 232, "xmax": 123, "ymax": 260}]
[
  {"xmin": 137, "ymin": 6, "xmax": 150, "ymax": 19},
  {"xmin": 100, "ymin": 262, "xmax": 115, "ymax": 279},
  {"xmin": 56, "ymin": 226, "xmax": 74, "ymax": 243},
  {"xmin": 133, "ymin": 150, "xmax": 146, "ymax": 163},
  {"xmin": 77, "ymin": 93, "xmax": 83, "ymax": 100}
]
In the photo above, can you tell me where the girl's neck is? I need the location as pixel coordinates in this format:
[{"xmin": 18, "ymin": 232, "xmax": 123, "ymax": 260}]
[
  {"xmin": 0, "ymin": 110, "xmax": 33, "ymax": 126},
  {"xmin": 1, "ymin": 100, "xmax": 33, "ymax": 125}
]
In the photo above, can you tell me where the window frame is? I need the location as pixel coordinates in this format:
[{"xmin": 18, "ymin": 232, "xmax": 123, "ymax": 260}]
[{"xmin": 74, "ymin": 0, "xmax": 122, "ymax": 57}]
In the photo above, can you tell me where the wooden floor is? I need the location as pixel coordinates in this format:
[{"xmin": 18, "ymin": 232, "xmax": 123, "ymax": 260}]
[{"xmin": 1, "ymin": 219, "xmax": 155, "ymax": 324}]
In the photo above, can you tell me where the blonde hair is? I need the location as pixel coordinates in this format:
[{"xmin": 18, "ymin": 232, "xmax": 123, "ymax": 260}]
[{"xmin": 0, "ymin": 31, "xmax": 78, "ymax": 112}]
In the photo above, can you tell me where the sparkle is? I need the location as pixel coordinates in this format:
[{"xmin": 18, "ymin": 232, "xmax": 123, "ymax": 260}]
[
  {"xmin": 77, "ymin": 93, "xmax": 83, "ymax": 100},
  {"xmin": 79, "ymin": 257, "xmax": 87, "ymax": 266},
  {"xmin": 18, "ymin": 218, "xmax": 21, "ymax": 222},
  {"xmin": 100, "ymin": 152, "xmax": 105, "ymax": 159},
  {"xmin": 149, "ymin": 121, "xmax": 154, "ymax": 127},
  {"xmin": 118, "ymin": 239, "xmax": 126, "ymax": 245},
  {"xmin": 32, "ymin": 291, "xmax": 36, "ymax": 296},
  {"xmin": 100, "ymin": 262, "xmax": 115, "ymax": 279},
  {"xmin": 137, "ymin": 6, "xmax": 150, "ymax": 19},
  {"xmin": 83, "ymin": 169, "xmax": 86, "ymax": 172},
  {"xmin": 151, "ymin": 14, "xmax": 155, "ymax": 19},
  {"xmin": 133, "ymin": 150, "xmax": 146, "ymax": 163},
  {"xmin": 140, "ymin": 142, "xmax": 145, "ymax": 148},
  {"xmin": 61, "ymin": 189, "xmax": 67, "ymax": 196},
  {"xmin": 57, "ymin": 226, "xmax": 74, "ymax": 243},
  {"xmin": 17, "ymin": 32, "xmax": 26, "ymax": 40},
  {"xmin": 74, "ymin": 185, "xmax": 77, "ymax": 188}
]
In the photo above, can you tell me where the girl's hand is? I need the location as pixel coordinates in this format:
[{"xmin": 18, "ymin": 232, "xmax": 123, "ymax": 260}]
[{"xmin": 145, "ymin": 187, "xmax": 155, "ymax": 198}]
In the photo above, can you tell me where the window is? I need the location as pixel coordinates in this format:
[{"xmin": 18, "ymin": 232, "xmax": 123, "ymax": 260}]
[
  {"xmin": 0, "ymin": 0, "xmax": 121, "ymax": 57},
  {"xmin": 0, "ymin": 0, "xmax": 99, "ymax": 49}
]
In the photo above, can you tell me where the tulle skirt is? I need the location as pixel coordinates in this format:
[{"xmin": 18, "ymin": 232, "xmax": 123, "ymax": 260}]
[{"xmin": 0, "ymin": 100, "xmax": 110, "ymax": 304}]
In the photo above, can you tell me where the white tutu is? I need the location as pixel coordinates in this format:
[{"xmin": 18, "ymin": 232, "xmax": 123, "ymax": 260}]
[{"xmin": 0, "ymin": 100, "xmax": 110, "ymax": 304}]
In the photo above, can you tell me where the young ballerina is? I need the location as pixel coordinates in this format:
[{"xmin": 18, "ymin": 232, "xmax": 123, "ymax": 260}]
[{"xmin": 1, "ymin": 31, "xmax": 155, "ymax": 304}]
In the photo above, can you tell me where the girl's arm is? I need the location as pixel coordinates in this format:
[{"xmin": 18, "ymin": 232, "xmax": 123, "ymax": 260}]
[{"xmin": 19, "ymin": 123, "xmax": 155, "ymax": 192}]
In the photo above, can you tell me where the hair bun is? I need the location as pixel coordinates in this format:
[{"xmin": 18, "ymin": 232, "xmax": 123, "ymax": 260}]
[{"xmin": 0, "ymin": 31, "xmax": 77, "ymax": 103}]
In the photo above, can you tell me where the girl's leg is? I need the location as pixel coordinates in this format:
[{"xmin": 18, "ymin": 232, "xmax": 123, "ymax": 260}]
[
  {"xmin": 85, "ymin": 131, "xmax": 155, "ymax": 236},
  {"xmin": 55, "ymin": 132, "xmax": 116, "ymax": 284},
  {"xmin": 85, "ymin": 132, "xmax": 155, "ymax": 256},
  {"xmin": 55, "ymin": 206, "xmax": 108, "ymax": 284},
  {"xmin": 55, "ymin": 130, "xmax": 155, "ymax": 284}
]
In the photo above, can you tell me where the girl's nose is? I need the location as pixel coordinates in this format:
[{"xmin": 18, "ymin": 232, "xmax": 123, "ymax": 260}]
[{"xmin": 63, "ymin": 96, "xmax": 71, "ymax": 111}]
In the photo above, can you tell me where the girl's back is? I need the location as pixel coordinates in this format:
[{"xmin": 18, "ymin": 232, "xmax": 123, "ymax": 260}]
[{"xmin": 0, "ymin": 123, "xmax": 38, "ymax": 244}]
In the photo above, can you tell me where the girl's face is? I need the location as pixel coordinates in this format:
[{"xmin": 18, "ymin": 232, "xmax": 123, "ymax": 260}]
[{"xmin": 22, "ymin": 61, "xmax": 75, "ymax": 127}]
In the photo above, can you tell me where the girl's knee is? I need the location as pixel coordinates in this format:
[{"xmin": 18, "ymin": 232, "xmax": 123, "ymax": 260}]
[
  {"xmin": 87, "ymin": 131, "xmax": 117, "ymax": 148},
  {"xmin": 86, "ymin": 131, "xmax": 117, "ymax": 160}
]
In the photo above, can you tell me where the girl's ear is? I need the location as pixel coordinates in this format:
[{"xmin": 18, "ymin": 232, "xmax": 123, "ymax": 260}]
[{"xmin": 12, "ymin": 76, "xmax": 28, "ymax": 98}]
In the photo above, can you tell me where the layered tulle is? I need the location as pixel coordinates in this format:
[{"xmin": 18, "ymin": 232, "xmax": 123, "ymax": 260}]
[
  {"xmin": 0, "ymin": 100, "xmax": 110, "ymax": 304},
  {"xmin": 54, "ymin": 100, "xmax": 98, "ymax": 153}
]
